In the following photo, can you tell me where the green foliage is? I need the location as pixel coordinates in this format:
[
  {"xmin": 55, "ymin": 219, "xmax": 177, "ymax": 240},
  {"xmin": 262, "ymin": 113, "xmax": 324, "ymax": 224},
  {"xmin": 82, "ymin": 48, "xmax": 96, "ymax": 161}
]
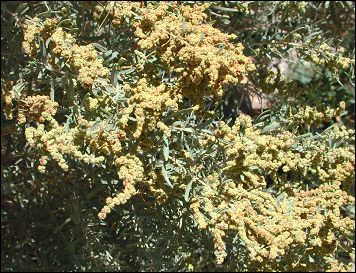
[{"xmin": 1, "ymin": 1, "xmax": 355, "ymax": 272}]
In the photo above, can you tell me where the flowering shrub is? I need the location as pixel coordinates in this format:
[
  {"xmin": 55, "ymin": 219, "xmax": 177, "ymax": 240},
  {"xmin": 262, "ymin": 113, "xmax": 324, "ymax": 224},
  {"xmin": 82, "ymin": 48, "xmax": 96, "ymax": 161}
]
[{"xmin": 1, "ymin": 1, "xmax": 355, "ymax": 272}]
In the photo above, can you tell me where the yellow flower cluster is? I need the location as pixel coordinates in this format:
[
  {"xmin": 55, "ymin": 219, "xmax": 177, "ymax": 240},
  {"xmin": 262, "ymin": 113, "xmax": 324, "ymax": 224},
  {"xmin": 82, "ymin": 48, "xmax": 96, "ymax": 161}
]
[
  {"xmin": 215, "ymin": 114, "xmax": 354, "ymax": 192},
  {"xmin": 18, "ymin": 5, "xmax": 354, "ymax": 271},
  {"xmin": 1, "ymin": 80, "xmax": 15, "ymax": 120},
  {"xmin": 190, "ymin": 200, "xmax": 208, "ymax": 229},
  {"xmin": 279, "ymin": 1, "xmax": 309, "ymax": 14},
  {"xmin": 88, "ymin": 124, "xmax": 123, "ymax": 156},
  {"xmin": 83, "ymin": 97, "xmax": 99, "ymax": 111},
  {"xmin": 24, "ymin": 103, "xmax": 105, "ymax": 173},
  {"xmin": 70, "ymin": 44, "xmax": 109, "ymax": 86},
  {"xmin": 217, "ymin": 115, "xmax": 293, "ymax": 189},
  {"xmin": 185, "ymin": 114, "xmax": 355, "ymax": 265},
  {"xmin": 310, "ymin": 43, "xmax": 355, "ymax": 71},
  {"xmin": 98, "ymin": 154, "xmax": 144, "ymax": 220},
  {"xmin": 120, "ymin": 78, "xmax": 179, "ymax": 139},
  {"xmin": 111, "ymin": 1, "xmax": 141, "ymax": 26},
  {"xmin": 324, "ymin": 256, "xmax": 355, "ymax": 272},
  {"xmin": 22, "ymin": 18, "xmax": 108, "ymax": 87},
  {"xmin": 326, "ymin": 123, "xmax": 355, "ymax": 141},
  {"xmin": 22, "ymin": 17, "xmax": 42, "ymax": 56},
  {"xmin": 211, "ymin": 227, "xmax": 227, "ymax": 265},
  {"xmin": 111, "ymin": 2, "xmax": 255, "ymax": 107},
  {"xmin": 26, "ymin": 123, "xmax": 105, "ymax": 172},
  {"xmin": 191, "ymin": 181, "xmax": 354, "ymax": 267},
  {"xmin": 22, "ymin": 17, "xmax": 58, "ymax": 56},
  {"xmin": 142, "ymin": 169, "xmax": 170, "ymax": 204},
  {"xmin": 17, "ymin": 95, "xmax": 59, "ymax": 124},
  {"xmin": 288, "ymin": 101, "xmax": 346, "ymax": 128},
  {"xmin": 50, "ymin": 27, "xmax": 75, "ymax": 58}
]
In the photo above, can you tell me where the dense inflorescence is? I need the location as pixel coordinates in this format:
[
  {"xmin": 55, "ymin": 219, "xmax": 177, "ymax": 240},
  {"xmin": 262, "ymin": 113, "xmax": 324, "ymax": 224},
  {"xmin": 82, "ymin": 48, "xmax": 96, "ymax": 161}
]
[
  {"xmin": 120, "ymin": 78, "xmax": 179, "ymax": 139},
  {"xmin": 22, "ymin": 18, "xmax": 109, "ymax": 87},
  {"xmin": 23, "ymin": 97, "xmax": 105, "ymax": 172},
  {"xmin": 1, "ymin": 79, "xmax": 15, "ymax": 120},
  {"xmin": 2, "ymin": 1, "xmax": 354, "ymax": 272},
  {"xmin": 111, "ymin": 2, "xmax": 255, "ymax": 107},
  {"xmin": 18, "ymin": 95, "xmax": 59, "ymax": 124},
  {"xmin": 190, "ymin": 114, "xmax": 355, "ymax": 266}
]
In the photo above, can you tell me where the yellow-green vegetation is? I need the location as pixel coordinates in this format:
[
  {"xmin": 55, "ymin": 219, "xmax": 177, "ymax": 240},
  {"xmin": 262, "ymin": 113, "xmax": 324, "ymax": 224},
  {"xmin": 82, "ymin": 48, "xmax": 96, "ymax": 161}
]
[{"xmin": 1, "ymin": 1, "xmax": 355, "ymax": 272}]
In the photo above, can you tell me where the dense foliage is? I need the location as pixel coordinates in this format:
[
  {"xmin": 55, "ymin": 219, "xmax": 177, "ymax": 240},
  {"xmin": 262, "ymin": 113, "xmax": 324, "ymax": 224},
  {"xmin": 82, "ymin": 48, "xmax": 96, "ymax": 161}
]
[{"xmin": 1, "ymin": 1, "xmax": 355, "ymax": 272}]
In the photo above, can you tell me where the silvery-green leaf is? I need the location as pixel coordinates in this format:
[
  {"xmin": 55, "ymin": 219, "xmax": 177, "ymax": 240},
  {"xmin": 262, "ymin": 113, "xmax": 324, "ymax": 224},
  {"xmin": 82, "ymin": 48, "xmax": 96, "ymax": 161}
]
[
  {"xmin": 184, "ymin": 180, "xmax": 193, "ymax": 202},
  {"xmin": 162, "ymin": 165, "xmax": 173, "ymax": 188}
]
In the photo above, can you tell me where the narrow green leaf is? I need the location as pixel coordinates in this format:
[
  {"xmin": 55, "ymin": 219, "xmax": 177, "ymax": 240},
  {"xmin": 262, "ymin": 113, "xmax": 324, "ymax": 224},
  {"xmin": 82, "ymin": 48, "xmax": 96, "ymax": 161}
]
[
  {"xmin": 162, "ymin": 165, "xmax": 173, "ymax": 188},
  {"xmin": 117, "ymin": 67, "xmax": 135, "ymax": 75},
  {"xmin": 182, "ymin": 16, "xmax": 187, "ymax": 33},
  {"xmin": 107, "ymin": 51, "xmax": 119, "ymax": 63},
  {"xmin": 163, "ymin": 136, "xmax": 169, "ymax": 161},
  {"xmin": 54, "ymin": 218, "xmax": 71, "ymax": 233},
  {"xmin": 194, "ymin": 116, "xmax": 217, "ymax": 129},
  {"xmin": 15, "ymin": 3, "xmax": 29, "ymax": 15},
  {"xmin": 92, "ymin": 42, "xmax": 107, "ymax": 52},
  {"xmin": 199, "ymin": 31, "xmax": 205, "ymax": 43},
  {"xmin": 276, "ymin": 192, "xmax": 286, "ymax": 203},
  {"xmin": 184, "ymin": 180, "xmax": 193, "ymax": 202},
  {"xmin": 78, "ymin": 33, "xmax": 108, "ymax": 42},
  {"xmin": 240, "ymin": 173, "xmax": 245, "ymax": 181},
  {"xmin": 40, "ymin": 40, "xmax": 46, "ymax": 59},
  {"xmin": 211, "ymin": 5, "xmax": 241, "ymax": 13},
  {"xmin": 110, "ymin": 67, "xmax": 117, "ymax": 86},
  {"xmin": 45, "ymin": 36, "xmax": 53, "ymax": 48},
  {"xmin": 57, "ymin": 18, "xmax": 72, "ymax": 27},
  {"xmin": 89, "ymin": 120, "xmax": 101, "ymax": 133},
  {"xmin": 295, "ymin": 132, "xmax": 313, "ymax": 140},
  {"xmin": 68, "ymin": 77, "xmax": 74, "ymax": 99},
  {"xmin": 50, "ymin": 78, "xmax": 55, "ymax": 101},
  {"xmin": 328, "ymin": 136, "xmax": 333, "ymax": 148},
  {"xmin": 12, "ymin": 82, "xmax": 27, "ymax": 98},
  {"xmin": 261, "ymin": 122, "xmax": 280, "ymax": 133}
]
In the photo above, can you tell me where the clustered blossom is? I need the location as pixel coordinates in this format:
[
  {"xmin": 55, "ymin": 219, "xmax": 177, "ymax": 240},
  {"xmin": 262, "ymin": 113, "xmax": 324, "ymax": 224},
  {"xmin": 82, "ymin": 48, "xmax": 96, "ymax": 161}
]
[
  {"xmin": 22, "ymin": 17, "xmax": 42, "ymax": 56},
  {"xmin": 120, "ymin": 78, "xmax": 179, "ymax": 139},
  {"xmin": 288, "ymin": 101, "xmax": 346, "ymax": 128},
  {"xmin": 111, "ymin": 2, "xmax": 255, "ymax": 107},
  {"xmin": 1, "ymin": 80, "xmax": 15, "ymax": 120},
  {"xmin": 98, "ymin": 154, "xmax": 144, "ymax": 220},
  {"xmin": 50, "ymin": 27, "xmax": 75, "ymax": 58},
  {"xmin": 24, "ymin": 102, "xmax": 105, "ymax": 173},
  {"xmin": 111, "ymin": 1, "xmax": 141, "ymax": 26},
  {"xmin": 214, "ymin": 114, "xmax": 355, "ymax": 192},
  {"xmin": 17, "ymin": 3, "xmax": 355, "ymax": 272},
  {"xmin": 88, "ymin": 123, "xmax": 123, "ymax": 156},
  {"xmin": 17, "ymin": 95, "xmax": 59, "ymax": 124},
  {"xmin": 83, "ymin": 97, "xmax": 99, "ymax": 112},
  {"xmin": 22, "ymin": 18, "xmax": 108, "ymax": 87},
  {"xmin": 186, "ymin": 114, "xmax": 355, "ymax": 267},
  {"xmin": 22, "ymin": 17, "xmax": 58, "ymax": 56},
  {"xmin": 309, "ymin": 43, "xmax": 355, "ymax": 71},
  {"xmin": 191, "ymin": 181, "xmax": 354, "ymax": 269},
  {"xmin": 70, "ymin": 44, "xmax": 109, "ymax": 86}
]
